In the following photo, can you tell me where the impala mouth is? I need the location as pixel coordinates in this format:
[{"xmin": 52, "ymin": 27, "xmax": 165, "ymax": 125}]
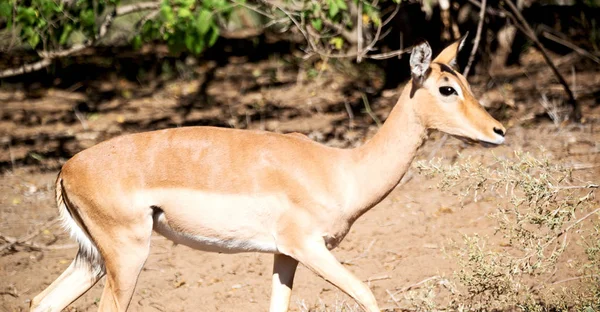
[{"xmin": 453, "ymin": 135, "xmax": 504, "ymax": 147}]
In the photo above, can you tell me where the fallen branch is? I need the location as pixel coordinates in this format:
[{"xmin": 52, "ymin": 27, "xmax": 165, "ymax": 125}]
[
  {"xmin": 341, "ymin": 239, "xmax": 376, "ymax": 265},
  {"xmin": 502, "ymin": 0, "xmax": 581, "ymax": 121},
  {"xmin": 365, "ymin": 274, "xmax": 391, "ymax": 283},
  {"xmin": 0, "ymin": 235, "xmax": 77, "ymax": 251},
  {"xmin": 390, "ymin": 275, "xmax": 441, "ymax": 295},
  {"xmin": 551, "ymin": 274, "xmax": 599, "ymax": 285},
  {"xmin": 0, "ymin": 59, "xmax": 52, "ymax": 79},
  {"xmin": 0, "ymin": 218, "xmax": 60, "ymax": 252}
]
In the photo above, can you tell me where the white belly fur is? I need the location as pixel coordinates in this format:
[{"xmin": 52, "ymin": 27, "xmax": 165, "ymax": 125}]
[{"xmin": 136, "ymin": 188, "xmax": 280, "ymax": 254}]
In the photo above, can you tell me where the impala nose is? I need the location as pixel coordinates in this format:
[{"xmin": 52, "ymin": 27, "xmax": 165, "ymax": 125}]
[{"xmin": 493, "ymin": 127, "xmax": 505, "ymax": 137}]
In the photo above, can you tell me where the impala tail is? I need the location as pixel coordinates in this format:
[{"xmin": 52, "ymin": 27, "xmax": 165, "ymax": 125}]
[
  {"xmin": 30, "ymin": 174, "xmax": 106, "ymax": 312},
  {"xmin": 56, "ymin": 173, "xmax": 105, "ymax": 276}
]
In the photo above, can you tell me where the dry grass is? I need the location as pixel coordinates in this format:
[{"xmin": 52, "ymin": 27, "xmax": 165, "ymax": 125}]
[{"xmin": 416, "ymin": 151, "xmax": 599, "ymax": 311}]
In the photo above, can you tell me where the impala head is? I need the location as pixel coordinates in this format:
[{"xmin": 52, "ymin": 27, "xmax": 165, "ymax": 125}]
[{"xmin": 408, "ymin": 37, "xmax": 506, "ymax": 145}]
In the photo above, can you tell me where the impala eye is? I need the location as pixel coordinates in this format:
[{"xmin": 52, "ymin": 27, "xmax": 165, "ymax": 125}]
[{"xmin": 439, "ymin": 86, "xmax": 458, "ymax": 96}]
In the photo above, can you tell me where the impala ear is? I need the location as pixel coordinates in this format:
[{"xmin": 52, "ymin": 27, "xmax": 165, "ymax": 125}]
[
  {"xmin": 409, "ymin": 41, "xmax": 432, "ymax": 98},
  {"xmin": 433, "ymin": 32, "xmax": 469, "ymax": 68},
  {"xmin": 410, "ymin": 41, "xmax": 432, "ymax": 80}
]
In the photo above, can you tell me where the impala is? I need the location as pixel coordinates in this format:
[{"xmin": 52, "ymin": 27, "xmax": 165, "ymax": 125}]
[{"xmin": 30, "ymin": 38, "xmax": 505, "ymax": 312}]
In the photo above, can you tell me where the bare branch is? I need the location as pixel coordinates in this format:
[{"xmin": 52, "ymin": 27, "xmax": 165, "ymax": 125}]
[
  {"xmin": 503, "ymin": 0, "xmax": 581, "ymax": 121},
  {"xmin": 0, "ymin": 58, "xmax": 52, "ymax": 79},
  {"xmin": 115, "ymin": 1, "xmax": 160, "ymax": 15},
  {"xmin": 466, "ymin": 0, "xmax": 505, "ymax": 17},
  {"xmin": 367, "ymin": 46, "xmax": 411, "ymax": 60},
  {"xmin": 541, "ymin": 31, "xmax": 600, "ymax": 65},
  {"xmin": 357, "ymin": 1, "xmax": 364, "ymax": 62},
  {"xmin": 358, "ymin": 17, "xmax": 383, "ymax": 61},
  {"xmin": 463, "ymin": 0, "xmax": 486, "ymax": 76}
]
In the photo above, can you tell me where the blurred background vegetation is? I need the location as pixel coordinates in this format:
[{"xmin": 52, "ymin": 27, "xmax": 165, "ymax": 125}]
[{"xmin": 1, "ymin": 0, "xmax": 599, "ymax": 81}]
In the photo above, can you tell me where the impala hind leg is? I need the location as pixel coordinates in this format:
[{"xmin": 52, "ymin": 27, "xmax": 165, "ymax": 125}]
[
  {"xmin": 285, "ymin": 239, "xmax": 380, "ymax": 312},
  {"xmin": 270, "ymin": 253, "xmax": 299, "ymax": 312},
  {"xmin": 30, "ymin": 252, "xmax": 104, "ymax": 312},
  {"xmin": 97, "ymin": 221, "xmax": 153, "ymax": 311}
]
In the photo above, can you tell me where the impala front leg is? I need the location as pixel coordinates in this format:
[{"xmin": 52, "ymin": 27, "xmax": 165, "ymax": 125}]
[
  {"xmin": 269, "ymin": 253, "xmax": 299, "ymax": 312},
  {"xmin": 283, "ymin": 239, "xmax": 380, "ymax": 312}
]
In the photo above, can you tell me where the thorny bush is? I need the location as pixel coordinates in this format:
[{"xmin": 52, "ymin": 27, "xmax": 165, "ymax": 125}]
[{"xmin": 416, "ymin": 151, "xmax": 599, "ymax": 311}]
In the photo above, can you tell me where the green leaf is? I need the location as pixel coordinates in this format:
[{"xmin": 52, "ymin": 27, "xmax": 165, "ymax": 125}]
[
  {"xmin": 311, "ymin": 18, "xmax": 322, "ymax": 31},
  {"xmin": 178, "ymin": 8, "xmax": 192, "ymax": 19},
  {"xmin": 328, "ymin": 0, "xmax": 339, "ymax": 18},
  {"xmin": 175, "ymin": 0, "xmax": 194, "ymax": 7},
  {"xmin": 17, "ymin": 7, "xmax": 37, "ymax": 25},
  {"xmin": 184, "ymin": 32, "xmax": 195, "ymax": 51},
  {"xmin": 160, "ymin": 3, "xmax": 174, "ymax": 22},
  {"xmin": 311, "ymin": 2, "xmax": 321, "ymax": 15},
  {"xmin": 0, "ymin": 2, "xmax": 13, "ymax": 18},
  {"xmin": 208, "ymin": 25, "xmax": 219, "ymax": 46},
  {"xmin": 329, "ymin": 37, "xmax": 343, "ymax": 50},
  {"xmin": 132, "ymin": 35, "xmax": 142, "ymax": 50},
  {"xmin": 79, "ymin": 9, "xmax": 95, "ymax": 27},
  {"xmin": 197, "ymin": 9, "xmax": 211, "ymax": 35},
  {"xmin": 59, "ymin": 24, "xmax": 73, "ymax": 45},
  {"xmin": 193, "ymin": 39, "xmax": 204, "ymax": 54},
  {"xmin": 36, "ymin": 18, "xmax": 47, "ymax": 28},
  {"xmin": 337, "ymin": 0, "xmax": 347, "ymax": 11},
  {"xmin": 27, "ymin": 33, "xmax": 40, "ymax": 48}
]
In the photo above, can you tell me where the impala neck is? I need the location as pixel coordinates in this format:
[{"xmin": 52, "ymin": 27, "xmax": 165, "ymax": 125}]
[{"xmin": 347, "ymin": 85, "xmax": 427, "ymax": 220}]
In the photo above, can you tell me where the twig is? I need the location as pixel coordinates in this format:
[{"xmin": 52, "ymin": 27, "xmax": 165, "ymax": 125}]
[
  {"xmin": 361, "ymin": 94, "xmax": 381, "ymax": 128},
  {"xmin": 231, "ymin": 0, "xmax": 274, "ymax": 19},
  {"xmin": 358, "ymin": 14, "xmax": 383, "ymax": 62},
  {"xmin": 519, "ymin": 207, "xmax": 600, "ymax": 263},
  {"xmin": 135, "ymin": 9, "xmax": 160, "ymax": 30},
  {"xmin": 343, "ymin": 99, "xmax": 355, "ymax": 129},
  {"xmin": 365, "ymin": 274, "xmax": 391, "ymax": 283},
  {"xmin": 570, "ymin": 163, "xmax": 600, "ymax": 170},
  {"xmin": 382, "ymin": 3, "xmax": 401, "ymax": 27},
  {"xmin": 466, "ymin": 0, "xmax": 505, "ymax": 17},
  {"xmin": 503, "ymin": 0, "xmax": 581, "ymax": 121},
  {"xmin": 551, "ymin": 274, "xmax": 599, "ymax": 285},
  {"xmin": 341, "ymin": 239, "xmax": 376, "ymax": 265},
  {"xmin": 541, "ymin": 31, "xmax": 600, "ymax": 65},
  {"xmin": 0, "ymin": 218, "xmax": 60, "ymax": 252},
  {"xmin": 0, "ymin": 290, "xmax": 18, "ymax": 298},
  {"xmin": 270, "ymin": 3, "xmax": 318, "ymax": 54},
  {"xmin": 427, "ymin": 134, "xmax": 449, "ymax": 161},
  {"xmin": 391, "ymin": 275, "xmax": 440, "ymax": 295},
  {"xmin": 551, "ymin": 184, "xmax": 598, "ymax": 190},
  {"xmin": 385, "ymin": 289, "xmax": 406, "ymax": 310},
  {"xmin": 367, "ymin": 46, "xmax": 412, "ymax": 60},
  {"xmin": 0, "ymin": 236, "xmax": 77, "ymax": 251},
  {"xmin": 356, "ymin": 1, "xmax": 364, "ymax": 62},
  {"xmin": 463, "ymin": 0, "xmax": 486, "ymax": 77},
  {"xmin": 557, "ymin": 207, "xmax": 600, "ymax": 238}
]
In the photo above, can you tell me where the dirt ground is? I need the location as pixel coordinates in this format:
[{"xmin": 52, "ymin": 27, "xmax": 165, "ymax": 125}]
[{"xmin": 1, "ymin": 50, "xmax": 599, "ymax": 311}]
